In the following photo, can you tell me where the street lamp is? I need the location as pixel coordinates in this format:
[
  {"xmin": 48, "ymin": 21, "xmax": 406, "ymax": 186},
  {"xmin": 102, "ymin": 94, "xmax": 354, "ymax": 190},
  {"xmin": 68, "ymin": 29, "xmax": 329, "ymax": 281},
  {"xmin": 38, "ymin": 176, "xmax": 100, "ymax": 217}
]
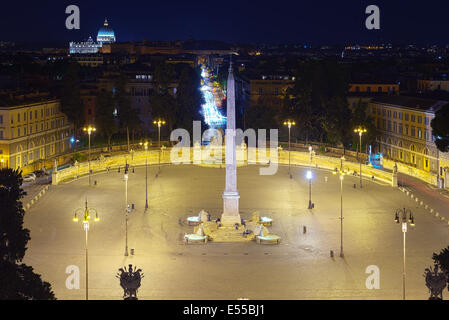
[
  {"xmin": 73, "ymin": 199, "xmax": 99, "ymax": 300},
  {"xmin": 123, "ymin": 162, "xmax": 133, "ymax": 256},
  {"xmin": 139, "ymin": 141, "xmax": 149, "ymax": 210},
  {"xmin": 394, "ymin": 208, "xmax": 415, "ymax": 300},
  {"xmin": 153, "ymin": 119, "xmax": 166, "ymax": 174},
  {"xmin": 333, "ymin": 155, "xmax": 346, "ymax": 258},
  {"xmin": 283, "ymin": 120, "xmax": 295, "ymax": 179},
  {"xmin": 307, "ymin": 145, "xmax": 315, "ymax": 209},
  {"xmin": 354, "ymin": 127, "xmax": 367, "ymax": 188},
  {"xmin": 306, "ymin": 170, "xmax": 314, "ymax": 209},
  {"xmin": 83, "ymin": 125, "xmax": 96, "ymax": 186}
]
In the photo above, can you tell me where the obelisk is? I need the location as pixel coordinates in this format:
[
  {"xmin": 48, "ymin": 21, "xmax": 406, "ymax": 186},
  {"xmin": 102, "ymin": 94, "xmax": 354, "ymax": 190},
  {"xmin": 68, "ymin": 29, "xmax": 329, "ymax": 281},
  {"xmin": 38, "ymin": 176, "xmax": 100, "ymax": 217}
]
[{"xmin": 221, "ymin": 61, "xmax": 241, "ymax": 226}]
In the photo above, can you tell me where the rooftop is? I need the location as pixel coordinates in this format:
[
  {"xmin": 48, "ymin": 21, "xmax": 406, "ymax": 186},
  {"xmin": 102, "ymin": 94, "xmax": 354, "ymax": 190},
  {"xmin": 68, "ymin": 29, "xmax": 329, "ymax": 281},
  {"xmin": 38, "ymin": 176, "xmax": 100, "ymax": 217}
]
[
  {"xmin": 371, "ymin": 95, "xmax": 448, "ymax": 112},
  {"xmin": 0, "ymin": 90, "xmax": 55, "ymax": 108}
]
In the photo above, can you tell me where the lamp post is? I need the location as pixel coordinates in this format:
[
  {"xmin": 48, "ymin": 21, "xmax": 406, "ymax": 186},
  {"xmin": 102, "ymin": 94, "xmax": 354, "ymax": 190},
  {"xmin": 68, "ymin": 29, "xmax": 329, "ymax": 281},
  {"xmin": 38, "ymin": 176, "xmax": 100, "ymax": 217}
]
[
  {"xmin": 307, "ymin": 145, "xmax": 315, "ymax": 209},
  {"xmin": 394, "ymin": 208, "xmax": 415, "ymax": 300},
  {"xmin": 124, "ymin": 162, "xmax": 131, "ymax": 257},
  {"xmin": 153, "ymin": 119, "xmax": 166, "ymax": 174},
  {"xmin": 83, "ymin": 125, "xmax": 96, "ymax": 186},
  {"xmin": 306, "ymin": 169, "xmax": 313, "ymax": 209},
  {"xmin": 333, "ymin": 155, "xmax": 346, "ymax": 258},
  {"xmin": 354, "ymin": 127, "xmax": 367, "ymax": 188},
  {"xmin": 140, "ymin": 141, "xmax": 149, "ymax": 210},
  {"xmin": 73, "ymin": 199, "xmax": 99, "ymax": 300},
  {"xmin": 283, "ymin": 120, "xmax": 295, "ymax": 179}
]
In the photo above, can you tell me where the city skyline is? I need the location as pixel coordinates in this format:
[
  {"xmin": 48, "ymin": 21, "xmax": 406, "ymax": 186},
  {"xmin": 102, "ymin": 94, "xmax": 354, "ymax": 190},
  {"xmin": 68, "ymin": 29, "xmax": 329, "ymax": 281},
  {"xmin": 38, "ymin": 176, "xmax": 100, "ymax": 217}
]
[{"xmin": 1, "ymin": 1, "xmax": 449, "ymax": 44}]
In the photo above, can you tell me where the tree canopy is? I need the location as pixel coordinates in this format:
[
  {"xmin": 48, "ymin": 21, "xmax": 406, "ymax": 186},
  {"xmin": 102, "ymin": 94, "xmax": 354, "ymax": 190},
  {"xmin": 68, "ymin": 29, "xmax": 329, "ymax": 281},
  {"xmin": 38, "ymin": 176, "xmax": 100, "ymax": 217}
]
[
  {"xmin": 60, "ymin": 62, "xmax": 84, "ymax": 131},
  {"xmin": 96, "ymin": 90, "xmax": 118, "ymax": 149},
  {"xmin": 431, "ymin": 103, "xmax": 449, "ymax": 152},
  {"xmin": 0, "ymin": 168, "xmax": 55, "ymax": 299},
  {"xmin": 433, "ymin": 246, "xmax": 449, "ymax": 291},
  {"xmin": 282, "ymin": 60, "xmax": 353, "ymax": 147}
]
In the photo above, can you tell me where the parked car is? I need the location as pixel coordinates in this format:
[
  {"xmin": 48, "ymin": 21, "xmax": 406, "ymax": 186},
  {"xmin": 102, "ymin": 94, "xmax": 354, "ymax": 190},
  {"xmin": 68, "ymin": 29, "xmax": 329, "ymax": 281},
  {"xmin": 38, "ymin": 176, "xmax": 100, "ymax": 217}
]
[{"xmin": 23, "ymin": 173, "xmax": 36, "ymax": 183}]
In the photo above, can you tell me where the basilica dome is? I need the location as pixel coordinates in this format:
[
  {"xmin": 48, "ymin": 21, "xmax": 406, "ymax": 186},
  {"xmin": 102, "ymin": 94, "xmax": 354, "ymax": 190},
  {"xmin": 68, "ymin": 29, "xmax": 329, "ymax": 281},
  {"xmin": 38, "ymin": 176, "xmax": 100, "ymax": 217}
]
[{"xmin": 97, "ymin": 18, "xmax": 116, "ymax": 44}]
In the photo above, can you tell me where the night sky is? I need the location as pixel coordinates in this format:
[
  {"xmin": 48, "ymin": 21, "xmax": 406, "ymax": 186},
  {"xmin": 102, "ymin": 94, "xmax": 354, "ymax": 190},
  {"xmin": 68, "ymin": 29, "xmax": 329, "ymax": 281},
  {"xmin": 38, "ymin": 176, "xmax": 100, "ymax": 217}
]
[{"xmin": 1, "ymin": 0, "xmax": 448, "ymax": 44}]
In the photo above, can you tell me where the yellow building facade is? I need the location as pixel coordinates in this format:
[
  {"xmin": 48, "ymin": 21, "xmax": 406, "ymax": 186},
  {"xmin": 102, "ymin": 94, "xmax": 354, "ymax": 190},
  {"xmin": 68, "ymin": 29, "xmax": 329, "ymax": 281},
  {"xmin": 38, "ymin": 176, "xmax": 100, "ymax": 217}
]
[
  {"xmin": 369, "ymin": 96, "xmax": 449, "ymax": 177},
  {"xmin": 417, "ymin": 79, "xmax": 449, "ymax": 92},
  {"xmin": 0, "ymin": 97, "xmax": 74, "ymax": 174}
]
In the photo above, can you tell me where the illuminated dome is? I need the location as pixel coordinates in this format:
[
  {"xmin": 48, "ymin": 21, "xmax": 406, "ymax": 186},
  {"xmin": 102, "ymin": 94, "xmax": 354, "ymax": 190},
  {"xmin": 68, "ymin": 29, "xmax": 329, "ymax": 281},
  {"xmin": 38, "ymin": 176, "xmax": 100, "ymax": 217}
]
[{"xmin": 97, "ymin": 18, "xmax": 116, "ymax": 44}]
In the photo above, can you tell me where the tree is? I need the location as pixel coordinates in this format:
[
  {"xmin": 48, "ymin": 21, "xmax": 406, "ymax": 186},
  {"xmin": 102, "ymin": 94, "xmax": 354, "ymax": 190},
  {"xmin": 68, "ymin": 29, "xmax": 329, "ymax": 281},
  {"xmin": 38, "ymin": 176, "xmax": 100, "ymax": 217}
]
[
  {"xmin": 433, "ymin": 246, "xmax": 449, "ymax": 291},
  {"xmin": 0, "ymin": 169, "xmax": 29, "ymax": 262},
  {"xmin": 149, "ymin": 63, "xmax": 178, "ymax": 132},
  {"xmin": 283, "ymin": 85, "xmax": 316, "ymax": 144},
  {"xmin": 350, "ymin": 99, "xmax": 377, "ymax": 149},
  {"xmin": 175, "ymin": 66, "xmax": 204, "ymax": 134},
  {"xmin": 60, "ymin": 62, "xmax": 84, "ymax": 131},
  {"xmin": 0, "ymin": 263, "xmax": 55, "ymax": 300},
  {"xmin": 283, "ymin": 60, "xmax": 352, "ymax": 146},
  {"xmin": 431, "ymin": 103, "xmax": 449, "ymax": 152},
  {"xmin": 0, "ymin": 168, "xmax": 55, "ymax": 300},
  {"xmin": 96, "ymin": 90, "xmax": 118, "ymax": 150},
  {"xmin": 244, "ymin": 104, "xmax": 278, "ymax": 131},
  {"xmin": 115, "ymin": 74, "xmax": 141, "ymax": 151}
]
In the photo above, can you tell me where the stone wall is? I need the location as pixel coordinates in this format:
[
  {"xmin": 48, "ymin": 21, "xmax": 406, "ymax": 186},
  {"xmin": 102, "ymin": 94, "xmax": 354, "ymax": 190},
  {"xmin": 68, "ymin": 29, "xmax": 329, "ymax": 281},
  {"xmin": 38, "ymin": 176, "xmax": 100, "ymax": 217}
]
[{"xmin": 52, "ymin": 147, "xmax": 393, "ymax": 186}]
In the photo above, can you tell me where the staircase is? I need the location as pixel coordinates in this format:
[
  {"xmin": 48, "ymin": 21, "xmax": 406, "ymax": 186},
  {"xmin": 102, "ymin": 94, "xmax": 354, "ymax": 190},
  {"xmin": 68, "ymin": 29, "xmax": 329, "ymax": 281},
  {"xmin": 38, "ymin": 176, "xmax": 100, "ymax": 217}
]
[{"xmin": 207, "ymin": 226, "xmax": 255, "ymax": 242}]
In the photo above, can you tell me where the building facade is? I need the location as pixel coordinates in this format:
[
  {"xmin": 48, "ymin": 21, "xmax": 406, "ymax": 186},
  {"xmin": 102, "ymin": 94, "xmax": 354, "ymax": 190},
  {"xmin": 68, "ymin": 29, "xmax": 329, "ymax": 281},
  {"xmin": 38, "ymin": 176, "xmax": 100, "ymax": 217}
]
[
  {"xmin": 369, "ymin": 96, "xmax": 448, "ymax": 176},
  {"xmin": 0, "ymin": 96, "xmax": 74, "ymax": 173},
  {"xmin": 243, "ymin": 75, "xmax": 294, "ymax": 108},
  {"xmin": 72, "ymin": 54, "xmax": 104, "ymax": 67},
  {"xmin": 69, "ymin": 36, "xmax": 103, "ymax": 54},
  {"xmin": 348, "ymin": 82, "xmax": 400, "ymax": 109},
  {"xmin": 418, "ymin": 79, "xmax": 449, "ymax": 92}
]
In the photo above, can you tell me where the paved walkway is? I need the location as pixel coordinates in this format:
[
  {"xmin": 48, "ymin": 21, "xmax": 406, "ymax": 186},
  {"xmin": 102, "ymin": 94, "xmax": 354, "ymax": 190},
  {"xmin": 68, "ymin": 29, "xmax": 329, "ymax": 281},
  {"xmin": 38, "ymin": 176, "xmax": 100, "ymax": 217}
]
[{"xmin": 398, "ymin": 173, "xmax": 449, "ymax": 220}]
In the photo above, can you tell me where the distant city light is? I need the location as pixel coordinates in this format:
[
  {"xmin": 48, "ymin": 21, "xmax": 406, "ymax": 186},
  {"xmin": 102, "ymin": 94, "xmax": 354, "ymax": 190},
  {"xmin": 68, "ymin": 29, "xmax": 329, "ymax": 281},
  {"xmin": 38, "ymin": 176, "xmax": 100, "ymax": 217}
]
[{"xmin": 200, "ymin": 67, "xmax": 226, "ymax": 127}]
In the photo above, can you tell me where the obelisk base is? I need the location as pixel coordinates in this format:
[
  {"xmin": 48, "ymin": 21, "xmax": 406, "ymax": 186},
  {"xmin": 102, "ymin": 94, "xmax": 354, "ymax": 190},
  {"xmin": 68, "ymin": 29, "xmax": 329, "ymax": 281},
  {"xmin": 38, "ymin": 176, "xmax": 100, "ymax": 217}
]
[{"xmin": 221, "ymin": 191, "xmax": 241, "ymax": 226}]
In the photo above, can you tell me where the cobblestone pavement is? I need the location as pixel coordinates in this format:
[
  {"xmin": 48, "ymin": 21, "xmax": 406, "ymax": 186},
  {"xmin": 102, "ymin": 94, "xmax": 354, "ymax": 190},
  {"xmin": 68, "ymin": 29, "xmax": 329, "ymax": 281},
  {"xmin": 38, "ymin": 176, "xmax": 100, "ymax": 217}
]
[{"xmin": 22, "ymin": 164, "xmax": 449, "ymax": 300}]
